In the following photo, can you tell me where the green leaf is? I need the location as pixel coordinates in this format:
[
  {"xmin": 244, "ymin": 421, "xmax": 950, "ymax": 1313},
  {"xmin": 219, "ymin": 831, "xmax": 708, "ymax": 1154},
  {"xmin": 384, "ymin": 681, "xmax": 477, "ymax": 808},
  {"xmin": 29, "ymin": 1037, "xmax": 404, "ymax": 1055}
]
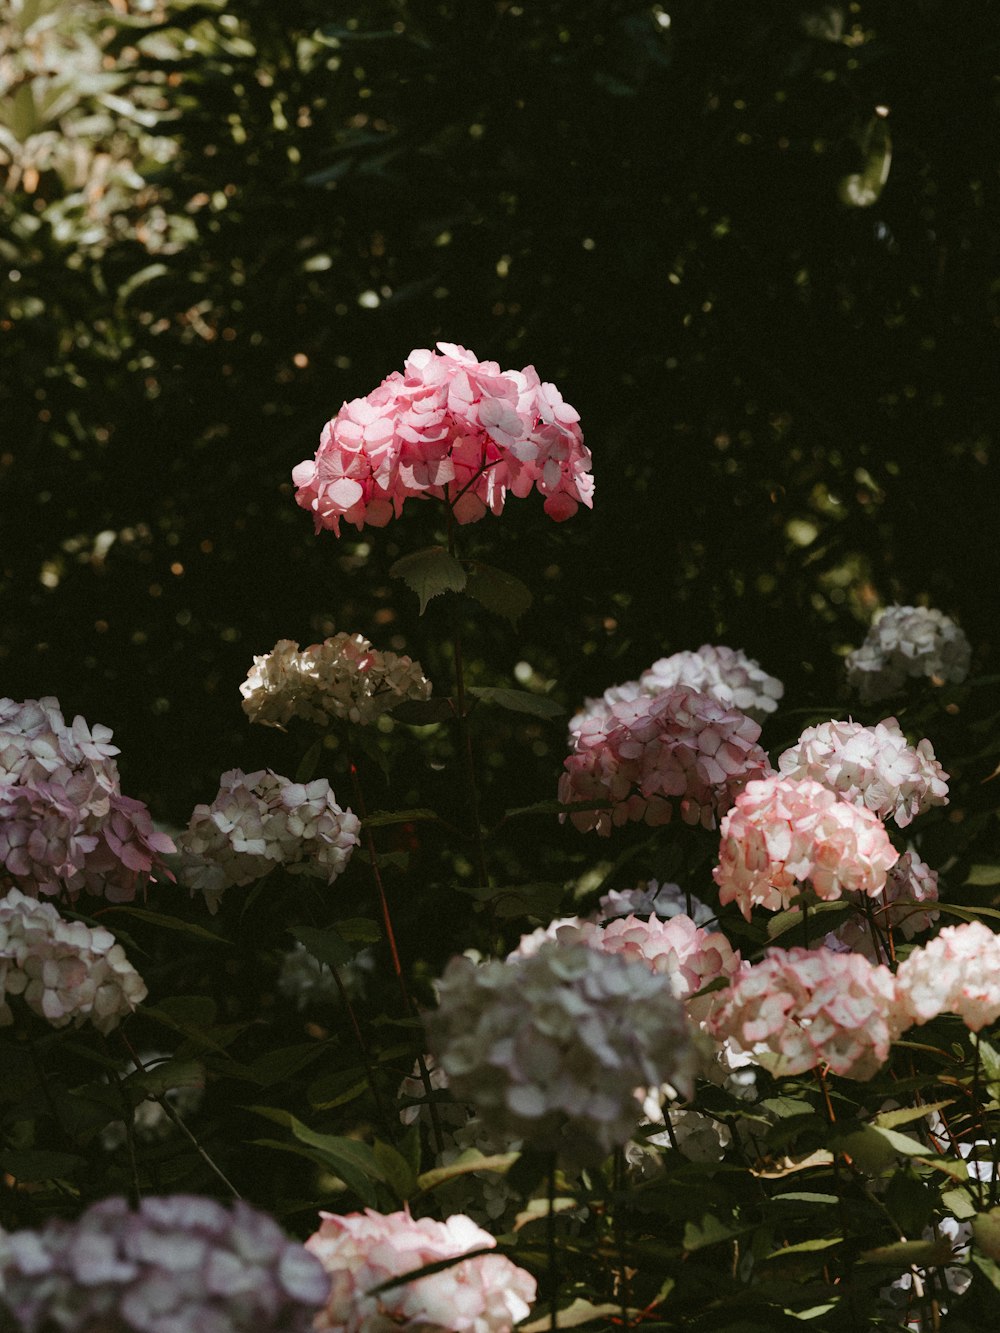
[
  {"xmin": 683, "ymin": 1214, "xmax": 755, "ymax": 1251},
  {"xmin": 238, "ymin": 1042, "xmax": 331, "ymax": 1087},
  {"xmin": 464, "ymin": 562, "xmax": 533, "ymax": 626},
  {"xmin": 373, "ymin": 1138, "xmax": 418, "ymax": 1202},
  {"xmin": 1, "ymin": 1149, "xmax": 86, "ymax": 1182},
  {"xmin": 765, "ymin": 1236, "xmax": 842, "ymax": 1259},
  {"xmin": 124, "ymin": 1059, "xmax": 204, "ymax": 1100},
  {"xmin": 308, "ymin": 1067, "xmax": 369, "ymax": 1111},
  {"xmin": 942, "ymin": 1186, "xmax": 978, "ymax": 1220},
  {"xmin": 873, "ymin": 1100, "xmax": 954, "ymax": 1131},
  {"xmin": 967, "ymin": 864, "xmax": 1000, "ymax": 886},
  {"xmin": 249, "ymin": 1107, "xmax": 383, "ymax": 1202},
  {"xmin": 973, "ymin": 1208, "xmax": 1000, "ymax": 1260},
  {"xmin": 884, "ymin": 1169, "xmax": 936, "ymax": 1237},
  {"xmin": 363, "ymin": 808, "xmax": 441, "ymax": 829},
  {"xmin": 417, "ymin": 1150, "xmax": 520, "ymax": 1194},
  {"xmin": 295, "ymin": 738, "xmax": 324, "ymax": 782},
  {"xmin": 520, "ymin": 1300, "xmax": 637, "ymax": 1332},
  {"xmin": 766, "ymin": 901, "xmax": 850, "ymax": 941},
  {"xmin": 337, "ymin": 918, "xmax": 381, "ymax": 944},
  {"xmin": 105, "ymin": 906, "xmax": 230, "ymax": 944},
  {"xmin": 466, "ymin": 686, "xmax": 564, "ymax": 719},
  {"xmin": 454, "ymin": 881, "xmax": 566, "ymax": 920},
  {"xmin": 931, "ymin": 902, "xmax": 1000, "ymax": 926},
  {"xmin": 389, "ymin": 546, "xmax": 466, "ymax": 614},
  {"xmin": 859, "ymin": 1237, "xmax": 954, "ymax": 1267},
  {"xmin": 287, "ymin": 925, "xmax": 356, "ymax": 969}
]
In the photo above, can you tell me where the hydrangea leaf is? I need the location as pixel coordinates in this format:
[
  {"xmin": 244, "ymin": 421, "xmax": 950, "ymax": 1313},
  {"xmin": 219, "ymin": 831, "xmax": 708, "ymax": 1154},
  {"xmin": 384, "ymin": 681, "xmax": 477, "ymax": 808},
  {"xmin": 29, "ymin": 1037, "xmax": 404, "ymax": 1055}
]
[
  {"xmin": 288, "ymin": 924, "xmax": 362, "ymax": 968},
  {"xmin": 124, "ymin": 1059, "xmax": 205, "ymax": 1100},
  {"xmin": 389, "ymin": 546, "xmax": 467, "ymax": 614},
  {"xmin": 521, "ymin": 1300, "xmax": 632, "ymax": 1332},
  {"xmin": 467, "ymin": 686, "xmax": 564, "ymax": 719},
  {"xmin": 416, "ymin": 1149, "xmax": 520, "ymax": 1195},
  {"xmin": 973, "ymin": 1208, "xmax": 1000, "ymax": 1261},
  {"xmin": 858, "ymin": 1237, "xmax": 954, "ymax": 1267},
  {"xmin": 464, "ymin": 561, "xmax": 533, "ymax": 626},
  {"xmin": 308, "ymin": 1067, "xmax": 369, "ymax": 1111},
  {"xmin": 373, "ymin": 1138, "xmax": 418, "ymax": 1202},
  {"xmin": 107, "ymin": 905, "xmax": 231, "ymax": 944}
]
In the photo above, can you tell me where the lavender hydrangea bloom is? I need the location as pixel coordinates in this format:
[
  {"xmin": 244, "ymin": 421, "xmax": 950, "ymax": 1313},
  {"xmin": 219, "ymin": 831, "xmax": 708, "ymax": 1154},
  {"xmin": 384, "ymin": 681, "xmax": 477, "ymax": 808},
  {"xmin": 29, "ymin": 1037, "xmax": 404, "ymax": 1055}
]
[
  {"xmin": 426, "ymin": 940, "xmax": 700, "ymax": 1165},
  {"xmin": 0, "ymin": 1195, "xmax": 329, "ymax": 1333}
]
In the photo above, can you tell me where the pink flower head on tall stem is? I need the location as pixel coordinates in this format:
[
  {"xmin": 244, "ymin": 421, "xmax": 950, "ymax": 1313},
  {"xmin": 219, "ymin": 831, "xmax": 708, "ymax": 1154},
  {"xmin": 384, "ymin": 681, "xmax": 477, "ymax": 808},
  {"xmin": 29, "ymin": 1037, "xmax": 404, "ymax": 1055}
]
[{"xmin": 293, "ymin": 342, "xmax": 593, "ymax": 534}]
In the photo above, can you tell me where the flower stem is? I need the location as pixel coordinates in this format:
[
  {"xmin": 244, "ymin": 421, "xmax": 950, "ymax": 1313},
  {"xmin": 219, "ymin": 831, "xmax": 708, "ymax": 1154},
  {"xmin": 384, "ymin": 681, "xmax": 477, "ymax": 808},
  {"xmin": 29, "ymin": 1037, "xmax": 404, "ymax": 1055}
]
[{"xmin": 547, "ymin": 1151, "xmax": 559, "ymax": 1331}]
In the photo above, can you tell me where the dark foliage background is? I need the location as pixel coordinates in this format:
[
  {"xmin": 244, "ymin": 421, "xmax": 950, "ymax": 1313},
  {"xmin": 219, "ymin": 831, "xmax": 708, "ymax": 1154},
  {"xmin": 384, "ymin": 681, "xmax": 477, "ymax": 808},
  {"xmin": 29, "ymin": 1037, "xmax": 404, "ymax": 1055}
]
[{"xmin": 2, "ymin": 0, "xmax": 998, "ymax": 823}]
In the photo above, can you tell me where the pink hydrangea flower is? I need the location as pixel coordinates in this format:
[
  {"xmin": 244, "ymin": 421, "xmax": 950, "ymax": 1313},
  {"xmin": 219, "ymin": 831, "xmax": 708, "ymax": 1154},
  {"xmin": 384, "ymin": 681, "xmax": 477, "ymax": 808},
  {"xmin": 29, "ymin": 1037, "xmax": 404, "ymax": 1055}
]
[
  {"xmin": 777, "ymin": 717, "xmax": 949, "ymax": 828},
  {"xmin": 895, "ymin": 922, "xmax": 1000, "ymax": 1032},
  {"xmin": 640, "ymin": 645, "xmax": 784, "ymax": 721},
  {"xmin": 710, "ymin": 946, "xmax": 903, "ymax": 1080},
  {"xmin": 240, "ymin": 634, "xmax": 431, "ymax": 729},
  {"xmin": 560, "ymin": 686, "xmax": 773, "ymax": 835},
  {"xmin": 0, "ymin": 887, "xmax": 146, "ymax": 1033},
  {"xmin": 173, "ymin": 769, "xmax": 360, "ymax": 913},
  {"xmin": 714, "ymin": 775, "xmax": 898, "ymax": 919},
  {"xmin": 293, "ymin": 342, "xmax": 593, "ymax": 535},
  {"xmin": 0, "ymin": 697, "xmax": 174, "ymax": 903},
  {"xmin": 306, "ymin": 1208, "xmax": 536, "ymax": 1333}
]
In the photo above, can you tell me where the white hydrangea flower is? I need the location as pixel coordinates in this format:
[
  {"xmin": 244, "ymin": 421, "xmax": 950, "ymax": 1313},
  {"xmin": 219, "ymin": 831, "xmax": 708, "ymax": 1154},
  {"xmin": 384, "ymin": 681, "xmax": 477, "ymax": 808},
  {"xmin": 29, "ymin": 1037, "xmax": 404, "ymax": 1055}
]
[
  {"xmin": 173, "ymin": 769, "xmax": 360, "ymax": 913},
  {"xmin": 426, "ymin": 940, "xmax": 700, "ymax": 1164},
  {"xmin": 778, "ymin": 717, "xmax": 949, "ymax": 828},
  {"xmin": 0, "ymin": 1195, "xmax": 329, "ymax": 1332},
  {"xmin": 567, "ymin": 679, "xmax": 646, "ymax": 737},
  {"xmin": 640, "ymin": 645, "xmax": 784, "ymax": 721},
  {"xmin": 598, "ymin": 879, "xmax": 714, "ymax": 926},
  {"xmin": 846, "ymin": 605, "xmax": 971, "ymax": 703},
  {"xmin": 240, "ymin": 634, "xmax": 431, "ymax": 729},
  {"xmin": 895, "ymin": 921, "xmax": 1000, "ymax": 1032},
  {"xmin": 0, "ymin": 887, "xmax": 146, "ymax": 1034}
]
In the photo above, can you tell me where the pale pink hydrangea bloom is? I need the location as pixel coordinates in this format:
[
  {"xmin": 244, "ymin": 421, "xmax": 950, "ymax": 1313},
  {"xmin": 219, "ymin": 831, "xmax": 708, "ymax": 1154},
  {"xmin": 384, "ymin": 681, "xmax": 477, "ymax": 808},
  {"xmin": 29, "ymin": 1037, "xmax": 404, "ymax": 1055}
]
[
  {"xmin": 640, "ymin": 645, "xmax": 784, "ymax": 721},
  {"xmin": 240, "ymin": 633, "xmax": 431, "ymax": 729},
  {"xmin": 560, "ymin": 686, "xmax": 773, "ymax": 835},
  {"xmin": 293, "ymin": 341, "xmax": 593, "ymax": 535},
  {"xmin": 513, "ymin": 913, "xmax": 744, "ymax": 1026},
  {"xmin": 894, "ymin": 921, "xmax": 1000, "ymax": 1032},
  {"xmin": 710, "ymin": 946, "xmax": 903, "ymax": 1080},
  {"xmin": 0, "ymin": 887, "xmax": 146, "ymax": 1033},
  {"xmin": 0, "ymin": 697, "xmax": 174, "ymax": 902},
  {"xmin": 846, "ymin": 605, "xmax": 971, "ymax": 703},
  {"xmin": 174, "ymin": 769, "xmax": 360, "ymax": 913},
  {"xmin": 714, "ymin": 775, "xmax": 898, "ymax": 920},
  {"xmin": 826, "ymin": 850, "xmax": 940, "ymax": 960},
  {"xmin": 0, "ymin": 1195, "xmax": 328, "ymax": 1333},
  {"xmin": 778, "ymin": 717, "xmax": 949, "ymax": 828},
  {"xmin": 567, "ymin": 679, "xmax": 647, "ymax": 738},
  {"xmin": 426, "ymin": 940, "xmax": 699, "ymax": 1164},
  {"xmin": 306, "ymin": 1208, "xmax": 536, "ymax": 1333}
]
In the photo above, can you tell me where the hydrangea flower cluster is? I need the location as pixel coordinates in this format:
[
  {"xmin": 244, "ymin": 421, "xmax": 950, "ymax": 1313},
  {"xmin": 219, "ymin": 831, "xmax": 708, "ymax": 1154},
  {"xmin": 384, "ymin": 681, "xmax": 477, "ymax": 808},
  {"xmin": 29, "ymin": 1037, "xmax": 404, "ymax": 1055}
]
[
  {"xmin": 568, "ymin": 647, "xmax": 783, "ymax": 738},
  {"xmin": 305, "ymin": 1208, "xmax": 536, "ymax": 1333},
  {"xmin": 174, "ymin": 769, "xmax": 360, "ymax": 913},
  {"xmin": 777, "ymin": 717, "xmax": 949, "ymax": 828},
  {"xmin": 0, "ymin": 1195, "xmax": 329, "ymax": 1333},
  {"xmin": 560, "ymin": 686, "xmax": 773, "ymax": 835},
  {"xmin": 597, "ymin": 879, "xmax": 714, "ymax": 926},
  {"xmin": 0, "ymin": 887, "xmax": 146, "ymax": 1033},
  {"xmin": 710, "ymin": 946, "xmax": 903, "ymax": 1080},
  {"xmin": 639, "ymin": 645, "xmax": 785, "ymax": 721},
  {"xmin": 293, "ymin": 341, "xmax": 593, "ymax": 534},
  {"xmin": 714, "ymin": 775, "xmax": 899, "ymax": 919},
  {"xmin": 0, "ymin": 696, "xmax": 175, "ymax": 903},
  {"xmin": 426, "ymin": 940, "xmax": 699, "ymax": 1164},
  {"xmin": 845, "ymin": 605, "xmax": 972, "ymax": 703},
  {"xmin": 826, "ymin": 851, "xmax": 940, "ymax": 960},
  {"xmin": 514, "ymin": 912, "xmax": 744, "ymax": 1026},
  {"xmin": 240, "ymin": 634, "xmax": 431, "ymax": 730},
  {"xmin": 894, "ymin": 921, "xmax": 1000, "ymax": 1031}
]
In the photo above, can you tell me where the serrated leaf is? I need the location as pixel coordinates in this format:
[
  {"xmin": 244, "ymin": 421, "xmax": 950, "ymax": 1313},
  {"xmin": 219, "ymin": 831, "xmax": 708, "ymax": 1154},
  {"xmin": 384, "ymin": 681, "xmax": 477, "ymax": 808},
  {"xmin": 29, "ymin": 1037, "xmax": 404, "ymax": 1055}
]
[
  {"xmin": 859, "ymin": 1237, "xmax": 954, "ymax": 1267},
  {"xmin": 416, "ymin": 1150, "xmax": 520, "ymax": 1194},
  {"xmin": 389, "ymin": 546, "xmax": 466, "ymax": 613},
  {"xmin": 464, "ymin": 562, "xmax": 533, "ymax": 626},
  {"xmin": 466, "ymin": 686, "xmax": 563, "ymax": 719},
  {"xmin": 287, "ymin": 925, "xmax": 356, "ymax": 969},
  {"xmin": 765, "ymin": 1236, "xmax": 842, "ymax": 1259},
  {"xmin": 337, "ymin": 918, "xmax": 381, "ymax": 944},
  {"xmin": 873, "ymin": 1100, "xmax": 954, "ymax": 1131}
]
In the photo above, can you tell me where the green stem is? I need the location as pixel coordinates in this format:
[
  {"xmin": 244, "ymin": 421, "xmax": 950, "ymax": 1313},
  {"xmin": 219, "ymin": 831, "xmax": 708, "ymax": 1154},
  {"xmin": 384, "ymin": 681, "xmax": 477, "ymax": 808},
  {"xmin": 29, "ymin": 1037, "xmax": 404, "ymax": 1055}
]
[
  {"xmin": 547, "ymin": 1152, "xmax": 559, "ymax": 1331},
  {"xmin": 106, "ymin": 1054, "xmax": 142, "ymax": 1208}
]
